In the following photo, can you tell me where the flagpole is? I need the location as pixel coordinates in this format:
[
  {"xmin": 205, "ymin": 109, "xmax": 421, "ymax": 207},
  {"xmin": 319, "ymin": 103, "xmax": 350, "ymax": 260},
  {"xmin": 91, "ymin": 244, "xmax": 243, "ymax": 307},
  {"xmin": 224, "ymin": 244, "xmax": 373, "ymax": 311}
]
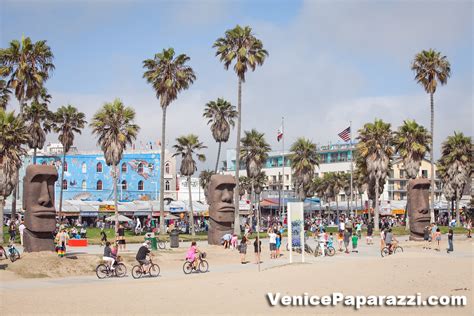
[
  {"xmin": 349, "ymin": 121, "xmax": 354, "ymax": 218},
  {"xmin": 281, "ymin": 116, "xmax": 285, "ymax": 222}
]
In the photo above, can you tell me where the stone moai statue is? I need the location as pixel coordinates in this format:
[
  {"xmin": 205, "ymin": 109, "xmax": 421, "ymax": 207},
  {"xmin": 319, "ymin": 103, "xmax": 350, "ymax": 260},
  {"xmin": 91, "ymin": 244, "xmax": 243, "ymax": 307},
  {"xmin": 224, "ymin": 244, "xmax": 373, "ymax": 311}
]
[
  {"xmin": 23, "ymin": 165, "xmax": 58, "ymax": 252},
  {"xmin": 407, "ymin": 178, "xmax": 431, "ymax": 241},
  {"xmin": 208, "ymin": 175, "xmax": 236, "ymax": 245}
]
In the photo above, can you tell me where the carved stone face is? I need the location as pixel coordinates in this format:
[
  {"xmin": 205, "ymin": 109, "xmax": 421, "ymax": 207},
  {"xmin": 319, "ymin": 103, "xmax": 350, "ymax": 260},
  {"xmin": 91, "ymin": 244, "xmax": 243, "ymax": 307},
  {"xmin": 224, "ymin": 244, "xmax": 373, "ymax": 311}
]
[
  {"xmin": 23, "ymin": 165, "xmax": 58, "ymax": 233},
  {"xmin": 208, "ymin": 175, "xmax": 236, "ymax": 244},
  {"xmin": 408, "ymin": 178, "xmax": 431, "ymax": 240}
]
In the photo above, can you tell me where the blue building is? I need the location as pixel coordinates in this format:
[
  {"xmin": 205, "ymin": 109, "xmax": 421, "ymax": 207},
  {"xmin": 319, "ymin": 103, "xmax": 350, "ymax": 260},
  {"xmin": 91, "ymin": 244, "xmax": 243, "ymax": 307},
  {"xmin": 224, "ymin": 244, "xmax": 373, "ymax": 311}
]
[{"xmin": 34, "ymin": 151, "xmax": 162, "ymax": 202}]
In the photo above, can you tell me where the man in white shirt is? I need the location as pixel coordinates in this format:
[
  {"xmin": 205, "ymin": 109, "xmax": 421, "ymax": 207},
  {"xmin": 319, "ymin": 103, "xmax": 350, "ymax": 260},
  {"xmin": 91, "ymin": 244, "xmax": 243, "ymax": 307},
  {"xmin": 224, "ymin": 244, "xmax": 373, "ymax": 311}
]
[
  {"xmin": 19, "ymin": 221, "xmax": 26, "ymax": 245},
  {"xmin": 268, "ymin": 230, "xmax": 277, "ymax": 259},
  {"xmin": 339, "ymin": 220, "xmax": 345, "ymax": 232}
]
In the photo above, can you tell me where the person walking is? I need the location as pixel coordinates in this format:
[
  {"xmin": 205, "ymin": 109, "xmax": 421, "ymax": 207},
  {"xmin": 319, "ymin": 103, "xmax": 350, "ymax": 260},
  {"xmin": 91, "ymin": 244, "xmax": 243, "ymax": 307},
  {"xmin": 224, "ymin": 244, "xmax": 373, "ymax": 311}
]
[
  {"xmin": 447, "ymin": 228, "xmax": 454, "ymax": 253},
  {"xmin": 100, "ymin": 228, "xmax": 107, "ymax": 246},
  {"xmin": 8, "ymin": 222, "xmax": 16, "ymax": 243},
  {"xmin": 366, "ymin": 221, "xmax": 373, "ymax": 245},
  {"xmin": 434, "ymin": 228, "xmax": 441, "ymax": 251},
  {"xmin": 239, "ymin": 236, "xmax": 248, "ymax": 264},
  {"xmin": 18, "ymin": 221, "xmax": 25, "ymax": 246},
  {"xmin": 254, "ymin": 237, "xmax": 262, "ymax": 264},
  {"xmin": 423, "ymin": 226, "xmax": 430, "ymax": 249},
  {"xmin": 343, "ymin": 229, "xmax": 351, "ymax": 254},
  {"xmin": 466, "ymin": 219, "xmax": 472, "ymax": 238},
  {"xmin": 117, "ymin": 224, "xmax": 126, "ymax": 251},
  {"xmin": 268, "ymin": 229, "xmax": 277, "ymax": 259},
  {"xmin": 351, "ymin": 232, "xmax": 359, "ymax": 253},
  {"xmin": 337, "ymin": 231, "xmax": 344, "ymax": 252}
]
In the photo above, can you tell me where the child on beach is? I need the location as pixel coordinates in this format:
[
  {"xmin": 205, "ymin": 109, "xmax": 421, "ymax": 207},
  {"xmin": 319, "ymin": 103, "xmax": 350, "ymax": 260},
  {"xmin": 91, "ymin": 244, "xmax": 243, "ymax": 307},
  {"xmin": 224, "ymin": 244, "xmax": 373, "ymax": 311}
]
[
  {"xmin": 327, "ymin": 232, "xmax": 334, "ymax": 249},
  {"xmin": 230, "ymin": 234, "xmax": 238, "ymax": 249},
  {"xmin": 447, "ymin": 228, "xmax": 453, "ymax": 253},
  {"xmin": 337, "ymin": 231, "xmax": 343, "ymax": 252},
  {"xmin": 434, "ymin": 228, "xmax": 441, "ymax": 251},
  {"xmin": 352, "ymin": 232, "xmax": 359, "ymax": 253},
  {"xmin": 275, "ymin": 231, "xmax": 282, "ymax": 258},
  {"xmin": 239, "ymin": 236, "xmax": 248, "ymax": 264},
  {"xmin": 186, "ymin": 241, "xmax": 199, "ymax": 269}
]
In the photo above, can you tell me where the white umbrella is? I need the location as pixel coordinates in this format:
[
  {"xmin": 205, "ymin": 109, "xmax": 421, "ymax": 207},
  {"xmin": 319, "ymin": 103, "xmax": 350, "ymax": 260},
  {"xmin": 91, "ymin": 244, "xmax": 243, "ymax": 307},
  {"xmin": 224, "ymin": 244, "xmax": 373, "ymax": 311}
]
[{"xmin": 105, "ymin": 214, "xmax": 133, "ymax": 222}]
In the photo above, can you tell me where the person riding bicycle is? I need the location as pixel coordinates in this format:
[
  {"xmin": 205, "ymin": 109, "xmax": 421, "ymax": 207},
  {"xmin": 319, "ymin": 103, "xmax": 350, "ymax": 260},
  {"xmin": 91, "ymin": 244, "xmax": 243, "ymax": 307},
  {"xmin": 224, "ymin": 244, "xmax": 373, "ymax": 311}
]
[
  {"xmin": 103, "ymin": 241, "xmax": 115, "ymax": 270},
  {"xmin": 136, "ymin": 240, "xmax": 152, "ymax": 272},
  {"xmin": 384, "ymin": 228, "xmax": 394, "ymax": 253},
  {"xmin": 186, "ymin": 241, "xmax": 200, "ymax": 270}
]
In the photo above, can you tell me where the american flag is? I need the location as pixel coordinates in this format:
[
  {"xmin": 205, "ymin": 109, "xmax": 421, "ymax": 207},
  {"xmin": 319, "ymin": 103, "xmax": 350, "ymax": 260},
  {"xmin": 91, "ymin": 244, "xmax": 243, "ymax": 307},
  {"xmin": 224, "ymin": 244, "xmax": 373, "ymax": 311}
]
[{"xmin": 338, "ymin": 126, "xmax": 351, "ymax": 142}]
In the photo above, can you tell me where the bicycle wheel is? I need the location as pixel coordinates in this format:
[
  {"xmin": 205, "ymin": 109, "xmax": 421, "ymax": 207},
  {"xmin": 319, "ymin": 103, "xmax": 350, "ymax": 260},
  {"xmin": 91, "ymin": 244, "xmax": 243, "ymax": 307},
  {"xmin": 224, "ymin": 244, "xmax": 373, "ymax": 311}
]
[
  {"xmin": 115, "ymin": 263, "xmax": 127, "ymax": 277},
  {"xmin": 149, "ymin": 264, "xmax": 160, "ymax": 277},
  {"xmin": 183, "ymin": 261, "xmax": 193, "ymax": 274},
  {"xmin": 381, "ymin": 247, "xmax": 390, "ymax": 257},
  {"xmin": 394, "ymin": 246, "xmax": 403, "ymax": 254},
  {"xmin": 326, "ymin": 247, "xmax": 335, "ymax": 257},
  {"xmin": 199, "ymin": 260, "xmax": 209, "ymax": 273},
  {"xmin": 157, "ymin": 240, "xmax": 166, "ymax": 249},
  {"xmin": 10, "ymin": 249, "xmax": 20, "ymax": 262},
  {"xmin": 96, "ymin": 264, "xmax": 108, "ymax": 279},
  {"xmin": 131, "ymin": 265, "xmax": 143, "ymax": 279}
]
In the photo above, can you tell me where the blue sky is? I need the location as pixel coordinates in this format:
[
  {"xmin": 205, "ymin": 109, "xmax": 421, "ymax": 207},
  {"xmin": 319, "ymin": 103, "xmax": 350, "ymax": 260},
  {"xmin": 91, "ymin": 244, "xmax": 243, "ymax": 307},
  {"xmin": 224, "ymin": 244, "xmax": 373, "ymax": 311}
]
[{"xmin": 1, "ymin": 0, "xmax": 472, "ymax": 168}]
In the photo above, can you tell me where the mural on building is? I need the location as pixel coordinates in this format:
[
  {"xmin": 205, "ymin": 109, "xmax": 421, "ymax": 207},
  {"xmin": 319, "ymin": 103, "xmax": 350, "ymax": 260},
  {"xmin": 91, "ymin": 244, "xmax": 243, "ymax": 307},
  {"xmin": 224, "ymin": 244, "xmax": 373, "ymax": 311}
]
[{"xmin": 33, "ymin": 153, "xmax": 161, "ymax": 202}]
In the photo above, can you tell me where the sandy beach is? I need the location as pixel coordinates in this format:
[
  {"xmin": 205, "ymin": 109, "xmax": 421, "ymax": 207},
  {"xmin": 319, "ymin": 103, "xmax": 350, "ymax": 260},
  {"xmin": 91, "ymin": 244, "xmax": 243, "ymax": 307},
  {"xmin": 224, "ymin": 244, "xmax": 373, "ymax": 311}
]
[{"xmin": 0, "ymin": 235, "xmax": 472, "ymax": 315}]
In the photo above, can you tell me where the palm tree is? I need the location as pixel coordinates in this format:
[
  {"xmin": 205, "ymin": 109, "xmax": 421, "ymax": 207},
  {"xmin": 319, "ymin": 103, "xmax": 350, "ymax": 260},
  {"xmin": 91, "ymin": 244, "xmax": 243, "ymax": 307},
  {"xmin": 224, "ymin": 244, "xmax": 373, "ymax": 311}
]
[
  {"xmin": 214, "ymin": 25, "xmax": 268, "ymax": 234},
  {"xmin": 51, "ymin": 105, "xmax": 86, "ymax": 219},
  {"xmin": 289, "ymin": 138, "xmax": 320, "ymax": 200},
  {"xmin": 90, "ymin": 99, "xmax": 139, "ymax": 232},
  {"xmin": 238, "ymin": 176, "xmax": 250, "ymax": 198},
  {"xmin": 438, "ymin": 132, "xmax": 472, "ymax": 226},
  {"xmin": 0, "ymin": 36, "xmax": 55, "ymax": 113},
  {"xmin": 0, "ymin": 79, "xmax": 11, "ymax": 109},
  {"xmin": 203, "ymin": 98, "xmax": 238, "ymax": 172},
  {"xmin": 328, "ymin": 172, "xmax": 345, "ymax": 220},
  {"xmin": 357, "ymin": 119, "xmax": 393, "ymax": 232},
  {"xmin": 1, "ymin": 36, "xmax": 54, "ymax": 221},
  {"xmin": 198, "ymin": 169, "xmax": 215, "ymax": 203},
  {"xmin": 143, "ymin": 48, "xmax": 196, "ymax": 235},
  {"xmin": 172, "ymin": 134, "xmax": 206, "ymax": 236},
  {"xmin": 412, "ymin": 49, "xmax": 451, "ymax": 222},
  {"xmin": 23, "ymin": 90, "xmax": 54, "ymax": 164},
  {"xmin": 393, "ymin": 120, "xmax": 431, "ymax": 179},
  {"xmin": 0, "ymin": 109, "xmax": 29, "ymax": 243},
  {"xmin": 342, "ymin": 173, "xmax": 352, "ymax": 215}
]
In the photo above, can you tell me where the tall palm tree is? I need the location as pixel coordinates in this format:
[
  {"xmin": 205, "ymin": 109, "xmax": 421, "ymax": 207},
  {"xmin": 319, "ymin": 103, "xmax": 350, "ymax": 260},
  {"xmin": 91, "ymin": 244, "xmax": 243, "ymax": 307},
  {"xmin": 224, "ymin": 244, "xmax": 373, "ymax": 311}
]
[
  {"xmin": 203, "ymin": 98, "xmax": 238, "ymax": 172},
  {"xmin": 143, "ymin": 48, "xmax": 196, "ymax": 235},
  {"xmin": 438, "ymin": 132, "xmax": 472, "ymax": 226},
  {"xmin": 51, "ymin": 105, "xmax": 86, "ymax": 219},
  {"xmin": 238, "ymin": 176, "xmax": 250, "ymax": 198},
  {"xmin": 357, "ymin": 119, "xmax": 393, "ymax": 232},
  {"xmin": 411, "ymin": 49, "xmax": 451, "ymax": 222},
  {"xmin": 173, "ymin": 134, "xmax": 206, "ymax": 236},
  {"xmin": 23, "ymin": 90, "xmax": 53, "ymax": 164},
  {"xmin": 0, "ymin": 36, "xmax": 55, "ymax": 113},
  {"xmin": 198, "ymin": 169, "xmax": 215, "ymax": 203},
  {"xmin": 214, "ymin": 25, "xmax": 268, "ymax": 234},
  {"xmin": 90, "ymin": 99, "xmax": 139, "ymax": 232},
  {"xmin": 393, "ymin": 119, "xmax": 431, "ymax": 179},
  {"xmin": 289, "ymin": 138, "xmax": 320, "ymax": 200},
  {"xmin": 0, "ymin": 79, "xmax": 11, "ymax": 109},
  {"xmin": 0, "ymin": 110, "xmax": 28, "ymax": 243},
  {"xmin": 437, "ymin": 162, "xmax": 455, "ymax": 222}
]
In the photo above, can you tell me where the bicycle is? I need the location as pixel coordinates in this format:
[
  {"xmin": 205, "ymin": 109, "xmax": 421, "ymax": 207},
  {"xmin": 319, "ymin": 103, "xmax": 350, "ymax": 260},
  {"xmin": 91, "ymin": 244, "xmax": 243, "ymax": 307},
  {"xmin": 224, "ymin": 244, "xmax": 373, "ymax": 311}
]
[
  {"xmin": 96, "ymin": 256, "xmax": 127, "ymax": 279},
  {"xmin": 0, "ymin": 243, "xmax": 21, "ymax": 262},
  {"xmin": 132, "ymin": 255, "xmax": 160, "ymax": 279},
  {"xmin": 183, "ymin": 252, "xmax": 209, "ymax": 274},
  {"xmin": 314, "ymin": 242, "xmax": 336, "ymax": 257},
  {"xmin": 381, "ymin": 243, "xmax": 403, "ymax": 257}
]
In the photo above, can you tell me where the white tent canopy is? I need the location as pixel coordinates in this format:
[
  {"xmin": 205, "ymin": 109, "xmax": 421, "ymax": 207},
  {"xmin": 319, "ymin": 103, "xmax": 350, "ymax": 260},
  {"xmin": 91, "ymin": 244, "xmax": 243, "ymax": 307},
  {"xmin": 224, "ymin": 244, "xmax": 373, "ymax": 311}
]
[{"xmin": 105, "ymin": 214, "xmax": 133, "ymax": 222}]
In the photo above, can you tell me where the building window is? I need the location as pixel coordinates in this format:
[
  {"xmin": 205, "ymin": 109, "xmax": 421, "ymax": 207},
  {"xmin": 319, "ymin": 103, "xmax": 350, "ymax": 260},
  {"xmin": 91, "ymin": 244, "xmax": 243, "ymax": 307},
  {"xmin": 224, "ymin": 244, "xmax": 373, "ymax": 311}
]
[
  {"xmin": 138, "ymin": 180, "xmax": 144, "ymax": 191},
  {"xmin": 121, "ymin": 162, "xmax": 127, "ymax": 173},
  {"xmin": 82, "ymin": 180, "xmax": 86, "ymax": 190},
  {"xmin": 97, "ymin": 180, "xmax": 103, "ymax": 191},
  {"xmin": 165, "ymin": 162, "xmax": 170, "ymax": 174},
  {"xmin": 82, "ymin": 162, "xmax": 87, "ymax": 173},
  {"xmin": 96, "ymin": 162, "xmax": 103, "ymax": 173},
  {"xmin": 120, "ymin": 180, "xmax": 127, "ymax": 190},
  {"xmin": 138, "ymin": 163, "xmax": 143, "ymax": 174},
  {"xmin": 63, "ymin": 162, "xmax": 68, "ymax": 172},
  {"xmin": 165, "ymin": 180, "xmax": 170, "ymax": 191},
  {"xmin": 421, "ymin": 170, "xmax": 428, "ymax": 178},
  {"xmin": 62, "ymin": 179, "xmax": 68, "ymax": 190}
]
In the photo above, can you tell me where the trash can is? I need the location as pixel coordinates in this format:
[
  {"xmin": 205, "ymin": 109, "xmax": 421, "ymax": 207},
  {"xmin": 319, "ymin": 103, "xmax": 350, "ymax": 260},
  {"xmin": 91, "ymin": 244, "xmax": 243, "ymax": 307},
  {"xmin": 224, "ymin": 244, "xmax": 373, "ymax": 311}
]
[
  {"xmin": 145, "ymin": 236, "xmax": 158, "ymax": 250},
  {"xmin": 170, "ymin": 229, "xmax": 180, "ymax": 248}
]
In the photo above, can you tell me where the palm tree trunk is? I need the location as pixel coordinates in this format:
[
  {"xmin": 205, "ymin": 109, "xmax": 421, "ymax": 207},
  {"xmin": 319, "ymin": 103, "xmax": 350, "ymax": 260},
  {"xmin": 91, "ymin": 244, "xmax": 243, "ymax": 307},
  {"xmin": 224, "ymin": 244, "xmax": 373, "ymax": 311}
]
[
  {"xmin": 233, "ymin": 78, "xmax": 242, "ymax": 235},
  {"xmin": 215, "ymin": 141, "xmax": 222, "ymax": 173},
  {"xmin": 33, "ymin": 148, "xmax": 37, "ymax": 164},
  {"xmin": 346, "ymin": 198, "xmax": 350, "ymax": 217},
  {"xmin": 159, "ymin": 107, "xmax": 167, "ymax": 236},
  {"xmin": 188, "ymin": 175, "xmax": 195, "ymax": 236},
  {"xmin": 455, "ymin": 197, "xmax": 460, "ymax": 227},
  {"xmin": 374, "ymin": 178, "xmax": 380, "ymax": 232},
  {"xmin": 429, "ymin": 91, "xmax": 435, "ymax": 223},
  {"xmin": 0, "ymin": 196, "xmax": 4, "ymax": 244},
  {"xmin": 113, "ymin": 164, "xmax": 119, "ymax": 233},
  {"xmin": 11, "ymin": 181, "xmax": 17, "ymax": 222},
  {"xmin": 58, "ymin": 151, "xmax": 66, "ymax": 221}
]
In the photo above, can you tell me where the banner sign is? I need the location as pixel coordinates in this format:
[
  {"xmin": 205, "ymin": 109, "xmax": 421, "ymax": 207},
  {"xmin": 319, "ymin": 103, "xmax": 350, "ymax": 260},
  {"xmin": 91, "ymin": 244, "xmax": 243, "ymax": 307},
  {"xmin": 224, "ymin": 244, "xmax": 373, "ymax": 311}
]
[
  {"xmin": 287, "ymin": 202, "xmax": 304, "ymax": 263},
  {"xmin": 99, "ymin": 205, "xmax": 115, "ymax": 212}
]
